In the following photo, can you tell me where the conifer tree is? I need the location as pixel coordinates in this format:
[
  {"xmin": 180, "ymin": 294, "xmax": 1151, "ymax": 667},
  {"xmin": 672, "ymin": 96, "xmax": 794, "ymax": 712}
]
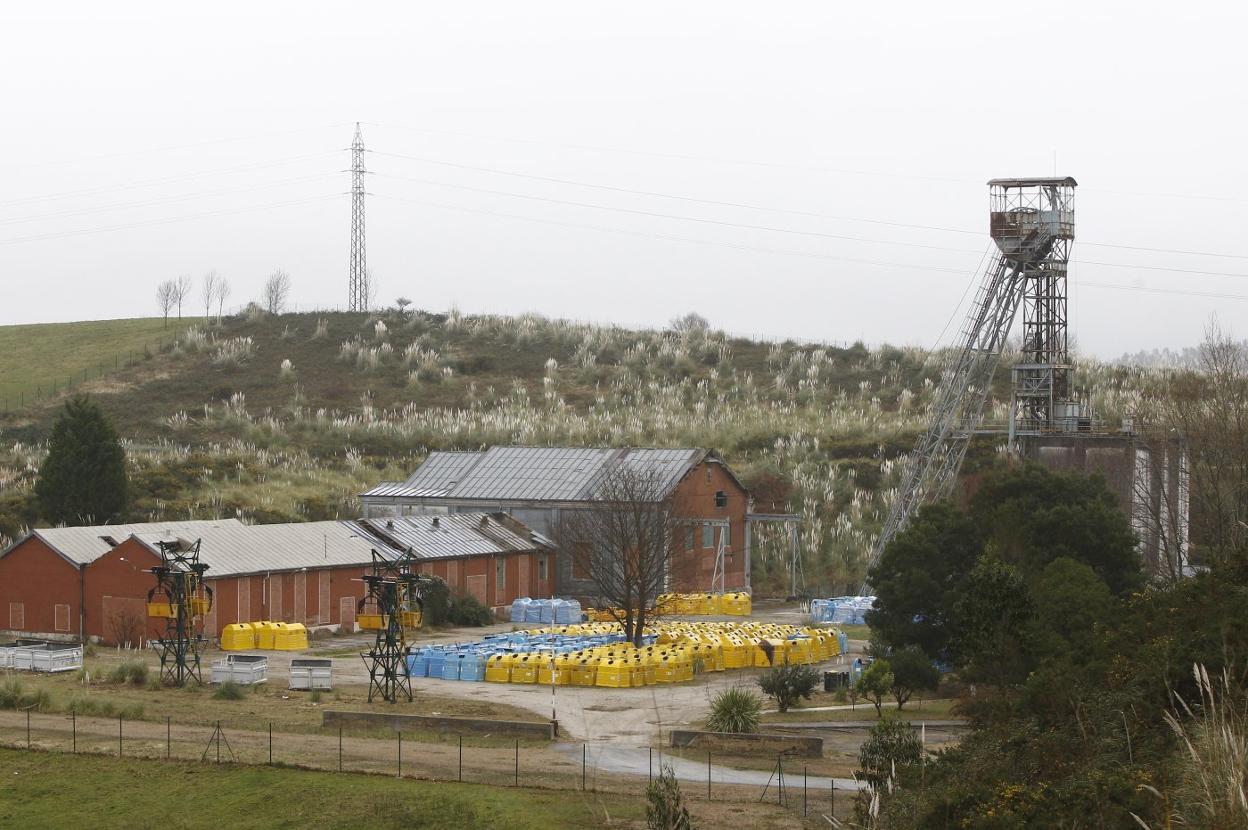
[{"xmin": 36, "ymin": 396, "xmax": 127, "ymax": 525}]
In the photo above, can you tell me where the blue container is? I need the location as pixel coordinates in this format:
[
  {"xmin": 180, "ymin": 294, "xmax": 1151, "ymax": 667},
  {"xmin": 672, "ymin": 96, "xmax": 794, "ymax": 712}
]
[
  {"xmin": 460, "ymin": 652, "xmax": 486, "ymax": 681},
  {"xmin": 524, "ymin": 603, "xmax": 542, "ymax": 623},
  {"xmin": 426, "ymin": 649, "xmax": 446, "ymax": 679},
  {"xmin": 538, "ymin": 600, "xmax": 555, "ymax": 624},
  {"xmin": 510, "ymin": 598, "xmax": 531, "ymax": 623},
  {"xmin": 405, "ymin": 652, "xmax": 427, "ymax": 678},
  {"xmin": 441, "ymin": 652, "xmax": 463, "ymax": 681}
]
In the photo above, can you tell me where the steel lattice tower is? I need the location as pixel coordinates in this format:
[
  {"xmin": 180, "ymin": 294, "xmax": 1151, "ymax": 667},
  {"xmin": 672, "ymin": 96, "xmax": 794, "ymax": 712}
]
[
  {"xmin": 348, "ymin": 122, "xmax": 369, "ymax": 312},
  {"xmin": 867, "ymin": 178, "xmax": 1080, "ymax": 581},
  {"xmin": 147, "ymin": 539, "xmax": 213, "ymax": 687},
  {"xmin": 358, "ymin": 548, "xmax": 434, "ymax": 703}
]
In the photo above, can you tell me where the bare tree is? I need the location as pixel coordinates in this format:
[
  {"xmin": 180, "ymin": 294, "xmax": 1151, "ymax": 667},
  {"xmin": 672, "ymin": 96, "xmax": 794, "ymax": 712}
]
[
  {"xmin": 395, "ymin": 297, "xmax": 413, "ymax": 314},
  {"xmin": 263, "ymin": 269, "xmax": 291, "ymax": 314},
  {"xmin": 201, "ymin": 270, "xmax": 219, "ymax": 321},
  {"xmin": 156, "ymin": 279, "xmax": 177, "ymax": 327},
  {"xmin": 1135, "ymin": 317, "xmax": 1248, "ymax": 577},
  {"xmin": 174, "ymin": 273, "xmax": 193, "ymax": 320},
  {"xmin": 214, "ymin": 276, "xmax": 232, "ymax": 320},
  {"xmin": 552, "ymin": 465, "xmax": 683, "ymax": 646},
  {"xmin": 669, "ymin": 312, "xmax": 710, "ymax": 334},
  {"xmin": 108, "ymin": 608, "xmax": 145, "ymax": 649}
]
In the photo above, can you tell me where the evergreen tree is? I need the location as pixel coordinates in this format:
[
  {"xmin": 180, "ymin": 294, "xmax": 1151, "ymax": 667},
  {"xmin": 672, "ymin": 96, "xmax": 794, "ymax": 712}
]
[{"xmin": 36, "ymin": 396, "xmax": 127, "ymax": 524}]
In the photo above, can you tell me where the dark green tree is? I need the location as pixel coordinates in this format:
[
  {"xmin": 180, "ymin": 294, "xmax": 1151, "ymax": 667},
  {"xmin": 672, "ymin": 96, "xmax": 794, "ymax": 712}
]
[
  {"xmin": 35, "ymin": 396, "xmax": 127, "ymax": 525},
  {"xmin": 951, "ymin": 556, "xmax": 1034, "ymax": 686},
  {"xmin": 969, "ymin": 463, "xmax": 1141, "ymax": 594},
  {"xmin": 886, "ymin": 645, "xmax": 940, "ymax": 709},
  {"xmin": 866, "ymin": 503, "xmax": 982, "ymax": 658},
  {"xmin": 1030, "ymin": 556, "xmax": 1116, "ymax": 659},
  {"xmin": 858, "ymin": 659, "xmax": 894, "ymax": 716}
]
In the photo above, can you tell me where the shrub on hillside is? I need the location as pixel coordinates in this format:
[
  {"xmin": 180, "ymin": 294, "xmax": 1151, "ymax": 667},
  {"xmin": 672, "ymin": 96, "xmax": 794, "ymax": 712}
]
[
  {"xmin": 0, "ymin": 677, "xmax": 52, "ymax": 712},
  {"xmin": 704, "ymin": 687, "xmax": 762, "ymax": 734},
  {"xmin": 646, "ymin": 765, "xmax": 695, "ymax": 830}
]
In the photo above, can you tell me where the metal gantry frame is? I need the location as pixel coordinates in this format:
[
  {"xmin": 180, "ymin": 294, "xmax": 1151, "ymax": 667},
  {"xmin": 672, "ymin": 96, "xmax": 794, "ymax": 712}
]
[
  {"xmin": 348, "ymin": 122, "xmax": 369, "ymax": 312},
  {"xmin": 358, "ymin": 547, "xmax": 434, "ymax": 703},
  {"xmin": 744, "ymin": 513, "xmax": 801, "ymax": 598},
  {"xmin": 147, "ymin": 539, "xmax": 213, "ymax": 687},
  {"xmin": 869, "ymin": 178, "xmax": 1080, "ymax": 582}
]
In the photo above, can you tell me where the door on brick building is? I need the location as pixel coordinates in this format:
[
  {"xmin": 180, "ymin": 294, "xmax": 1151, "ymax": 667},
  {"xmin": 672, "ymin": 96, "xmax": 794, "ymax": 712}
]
[
  {"xmin": 465, "ymin": 574, "xmax": 487, "ymax": 605},
  {"xmin": 339, "ymin": 596, "xmax": 356, "ymax": 631}
]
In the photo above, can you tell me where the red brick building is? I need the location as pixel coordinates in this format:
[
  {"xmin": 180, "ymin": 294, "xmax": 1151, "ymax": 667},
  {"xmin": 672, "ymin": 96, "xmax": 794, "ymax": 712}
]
[
  {"xmin": 361, "ymin": 447, "xmax": 753, "ymax": 596},
  {"xmin": 0, "ymin": 514, "xmax": 551, "ymax": 644}
]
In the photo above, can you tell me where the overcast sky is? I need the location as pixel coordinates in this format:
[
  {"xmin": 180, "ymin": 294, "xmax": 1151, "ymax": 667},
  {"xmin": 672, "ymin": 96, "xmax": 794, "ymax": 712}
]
[{"xmin": 1, "ymin": 2, "xmax": 1245, "ymax": 356}]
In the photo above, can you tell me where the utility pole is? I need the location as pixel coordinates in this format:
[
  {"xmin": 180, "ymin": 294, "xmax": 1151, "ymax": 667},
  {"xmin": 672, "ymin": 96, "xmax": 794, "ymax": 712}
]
[{"xmin": 348, "ymin": 122, "xmax": 369, "ymax": 312}]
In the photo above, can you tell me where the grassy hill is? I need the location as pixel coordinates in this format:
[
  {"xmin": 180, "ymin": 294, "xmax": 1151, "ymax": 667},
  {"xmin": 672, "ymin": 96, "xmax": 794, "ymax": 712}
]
[
  {"xmin": 0, "ymin": 316, "xmax": 199, "ymax": 412},
  {"xmin": 0, "ymin": 308, "xmax": 1158, "ymax": 593}
]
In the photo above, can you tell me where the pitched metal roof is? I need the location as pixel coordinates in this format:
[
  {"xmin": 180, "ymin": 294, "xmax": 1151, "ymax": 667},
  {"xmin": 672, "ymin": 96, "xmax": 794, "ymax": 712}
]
[
  {"xmin": 346, "ymin": 514, "xmax": 551, "ymax": 561},
  {"xmin": 10, "ymin": 519, "xmax": 247, "ymax": 566},
  {"xmin": 362, "ymin": 446, "xmax": 715, "ymax": 504},
  {"xmin": 130, "ymin": 521, "xmax": 377, "ymax": 577}
]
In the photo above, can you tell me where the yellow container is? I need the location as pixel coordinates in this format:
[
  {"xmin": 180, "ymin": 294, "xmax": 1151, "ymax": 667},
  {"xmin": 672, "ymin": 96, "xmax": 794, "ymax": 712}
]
[
  {"xmin": 485, "ymin": 653, "xmax": 513, "ymax": 683},
  {"xmin": 571, "ymin": 658, "xmax": 597, "ymax": 687},
  {"xmin": 721, "ymin": 636, "xmax": 751, "ymax": 669},
  {"xmin": 537, "ymin": 655, "xmax": 573, "ymax": 686},
  {"xmin": 400, "ymin": 610, "xmax": 423, "ymax": 630},
  {"xmin": 594, "ymin": 659, "xmax": 630, "ymax": 688},
  {"xmin": 511, "ymin": 655, "xmax": 538, "ymax": 684},
  {"xmin": 356, "ymin": 613, "xmax": 386, "ymax": 631},
  {"xmin": 147, "ymin": 602, "xmax": 176, "ymax": 619},
  {"xmin": 253, "ymin": 621, "xmax": 277, "ymax": 650},
  {"xmin": 190, "ymin": 597, "xmax": 211, "ymax": 616},
  {"xmin": 220, "ymin": 623, "xmax": 255, "ymax": 651},
  {"xmin": 274, "ymin": 622, "xmax": 308, "ymax": 650},
  {"xmin": 754, "ymin": 638, "xmax": 787, "ymax": 667},
  {"xmin": 787, "ymin": 638, "xmax": 814, "ymax": 665}
]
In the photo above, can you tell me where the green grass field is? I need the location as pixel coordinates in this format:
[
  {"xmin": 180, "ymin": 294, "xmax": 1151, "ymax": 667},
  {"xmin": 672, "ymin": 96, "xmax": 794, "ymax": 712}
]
[
  {"xmin": 0, "ymin": 747, "xmax": 640, "ymax": 829},
  {"xmin": 0, "ymin": 316, "xmax": 198, "ymax": 408}
]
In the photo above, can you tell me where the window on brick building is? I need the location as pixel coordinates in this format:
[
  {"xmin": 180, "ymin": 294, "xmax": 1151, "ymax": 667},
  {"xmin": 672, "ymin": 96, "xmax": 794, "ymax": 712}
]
[
  {"xmin": 54, "ymin": 604, "xmax": 70, "ymax": 632},
  {"xmin": 9, "ymin": 602, "xmax": 24, "ymax": 630},
  {"xmin": 538, "ymin": 555, "xmax": 548, "ymax": 582}
]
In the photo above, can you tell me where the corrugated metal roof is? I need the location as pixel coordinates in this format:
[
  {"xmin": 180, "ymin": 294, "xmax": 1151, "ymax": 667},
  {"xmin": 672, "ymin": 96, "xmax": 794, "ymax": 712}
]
[
  {"xmin": 347, "ymin": 514, "xmax": 550, "ymax": 561},
  {"xmin": 401, "ymin": 451, "xmax": 483, "ymax": 493},
  {"xmin": 130, "ymin": 521, "xmax": 377, "ymax": 577},
  {"xmin": 366, "ymin": 446, "xmax": 710, "ymax": 504},
  {"xmin": 22, "ymin": 519, "xmax": 246, "ymax": 566}
]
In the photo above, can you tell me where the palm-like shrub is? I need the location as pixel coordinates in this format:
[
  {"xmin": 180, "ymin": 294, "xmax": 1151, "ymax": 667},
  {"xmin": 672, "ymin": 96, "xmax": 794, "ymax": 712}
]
[
  {"xmin": 705, "ymin": 687, "xmax": 762, "ymax": 734},
  {"xmin": 758, "ymin": 665, "xmax": 822, "ymax": 713}
]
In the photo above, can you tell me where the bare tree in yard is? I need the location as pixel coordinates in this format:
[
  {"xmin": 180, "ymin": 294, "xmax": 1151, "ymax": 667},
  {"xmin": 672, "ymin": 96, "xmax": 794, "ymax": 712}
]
[
  {"xmin": 553, "ymin": 465, "xmax": 682, "ymax": 646},
  {"xmin": 174, "ymin": 273, "xmax": 193, "ymax": 320},
  {"xmin": 1136, "ymin": 318, "xmax": 1248, "ymax": 577},
  {"xmin": 108, "ymin": 607, "xmax": 146, "ymax": 649},
  {"xmin": 263, "ymin": 269, "xmax": 291, "ymax": 314},
  {"xmin": 201, "ymin": 270, "xmax": 219, "ymax": 321},
  {"xmin": 156, "ymin": 279, "xmax": 176, "ymax": 327},
  {"xmin": 214, "ymin": 276, "xmax": 232, "ymax": 320}
]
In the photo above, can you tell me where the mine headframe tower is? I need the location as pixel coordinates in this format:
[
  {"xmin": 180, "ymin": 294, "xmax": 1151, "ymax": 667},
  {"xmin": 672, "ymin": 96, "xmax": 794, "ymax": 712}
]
[
  {"xmin": 358, "ymin": 547, "xmax": 435, "ymax": 703},
  {"xmin": 147, "ymin": 538, "xmax": 213, "ymax": 687},
  {"xmin": 870, "ymin": 177, "xmax": 1086, "ymax": 575}
]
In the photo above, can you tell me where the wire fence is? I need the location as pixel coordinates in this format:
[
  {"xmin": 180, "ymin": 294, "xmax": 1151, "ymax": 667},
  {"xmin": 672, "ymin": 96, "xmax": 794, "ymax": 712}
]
[
  {"xmin": 0, "ymin": 708, "xmax": 846, "ymax": 822},
  {"xmin": 0, "ymin": 332, "xmax": 179, "ymax": 416}
]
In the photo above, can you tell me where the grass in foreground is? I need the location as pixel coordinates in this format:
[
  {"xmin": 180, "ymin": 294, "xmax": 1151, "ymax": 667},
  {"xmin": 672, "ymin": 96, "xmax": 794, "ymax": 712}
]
[
  {"xmin": 0, "ymin": 316, "xmax": 198, "ymax": 405},
  {"xmin": 0, "ymin": 747, "xmax": 640, "ymax": 829}
]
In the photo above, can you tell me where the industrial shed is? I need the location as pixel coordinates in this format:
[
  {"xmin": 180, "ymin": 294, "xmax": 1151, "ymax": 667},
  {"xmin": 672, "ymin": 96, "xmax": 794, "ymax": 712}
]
[
  {"xmin": 360, "ymin": 446, "xmax": 753, "ymax": 595},
  {"xmin": 0, "ymin": 513, "xmax": 552, "ymax": 643}
]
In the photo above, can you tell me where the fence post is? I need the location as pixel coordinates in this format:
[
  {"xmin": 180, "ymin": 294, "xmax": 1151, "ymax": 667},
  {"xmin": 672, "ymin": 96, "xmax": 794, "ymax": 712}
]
[
  {"xmin": 458, "ymin": 735, "xmax": 462, "ymax": 782},
  {"xmin": 166, "ymin": 716, "xmax": 171, "ymax": 759},
  {"xmin": 649, "ymin": 747, "xmax": 652, "ymax": 784},
  {"xmin": 338, "ymin": 726, "xmax": 343, "ymax": 772},
  {"xmin": 803, "ymin": 766, "xmax": 808, "ymax": 816},
  {"xmin": 707, "ymin": 751, "xmax": 711, "ymax": 800},
  {"xmin": 71, "ymin": 710, "xmax": 76, "ymax": 753},
  {"xmin": 269, "ymin": 722, "xmax": 272, "ymax": 766},
  {"xmin": 119, "ymin": 714, "xmax": 123, "ymax": 757},
  {"xmin": 216, "ymin": 720, "xmax": 221, "ymax": 764},
  {"xmin": 397, "ymin": 731, "xmax": 402, "ymax": 778},
  {"xmin": 581, "ymin": 744, "xmax": 586, "ymax": 791},
  {"xmin": 514, "ymin": 740, "xmax": 519, "ymax": 787},
  {"xmin": 26, "ymin": 707, "xmax": 31, "ymax": 748}
]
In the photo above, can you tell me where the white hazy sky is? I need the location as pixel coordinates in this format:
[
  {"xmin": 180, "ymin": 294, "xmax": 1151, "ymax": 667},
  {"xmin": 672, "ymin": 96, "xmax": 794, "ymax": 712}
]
[{"xmin": 1, "ymin": 2, "xmax": 1245, "ymax": 356}]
